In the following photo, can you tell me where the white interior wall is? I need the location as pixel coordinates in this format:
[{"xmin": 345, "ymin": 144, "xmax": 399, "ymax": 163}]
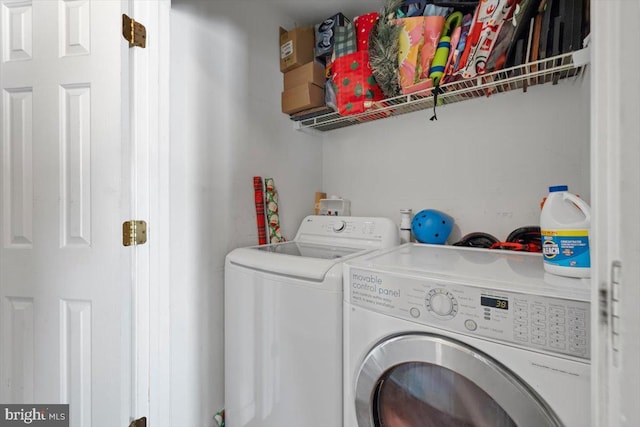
[
  {"xmin": 322, "ymin": 75, "xmax": 591, "ymax": 242},
  {"xmin": 169, "ymin": 1, "xmax": 322, "ymax": 425},
  {"xmin": 168, "ymin": 0, "xmax": 590, "ymax": 424}
]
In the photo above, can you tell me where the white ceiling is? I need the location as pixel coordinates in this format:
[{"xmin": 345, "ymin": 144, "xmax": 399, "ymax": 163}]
[
  {"xmin": 172, "ymin": 1, "xmax": 388, "ymax": 26},
  {"xmin": 267, "ymin": 0, "xmax": 386, "ymax": 24}
]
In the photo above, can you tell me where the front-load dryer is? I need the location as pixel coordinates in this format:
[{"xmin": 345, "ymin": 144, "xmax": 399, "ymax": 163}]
[
  {"xmin": 225, "ymin": 215, "xmax": 399, "ymax": 427},
  {"xmin": 343, "ymin": 243, "xmax": 590, "ymax": 427}
]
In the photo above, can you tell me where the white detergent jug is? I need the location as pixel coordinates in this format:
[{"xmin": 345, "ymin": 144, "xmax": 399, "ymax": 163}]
[{"xmin": 540, "ymin": 185, "xmax": 591, "ymax": 278}]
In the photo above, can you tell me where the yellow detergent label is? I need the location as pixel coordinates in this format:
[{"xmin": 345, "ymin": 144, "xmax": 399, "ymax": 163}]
[
  {"xmin": 541, "ymin": 229, "xmax": 589, "ymax": 237},
  {"xmin": 541, "ymin": 229, "xmax": 590, "ymax": 268}
]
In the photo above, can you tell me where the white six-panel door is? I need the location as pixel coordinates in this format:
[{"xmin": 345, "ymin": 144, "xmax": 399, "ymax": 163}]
[{"xmin": 0, "ymin": 1, "xmax": 133, "ymax": 426}]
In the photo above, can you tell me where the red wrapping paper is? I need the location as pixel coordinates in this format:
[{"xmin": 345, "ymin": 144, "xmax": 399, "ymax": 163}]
[
  {"xmin": 354, "ymin": 12, "xmax": 379, "ymax": 51},
  {"xmin": 253, "ymin": 176, "xmax": 267, "ymax": 245},
  {"xmin": 331, "ymin": 51, "xmax": 384, "ymax": 116}
]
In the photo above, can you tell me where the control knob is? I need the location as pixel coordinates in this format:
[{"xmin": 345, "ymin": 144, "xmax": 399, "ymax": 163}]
[
  {"xmin": 333, "ymin": 220, "xmax": 347, "ymax": 232},
  {"xmin": 425, "ymin": 288, "xmax": 458, "ymax": 319}
]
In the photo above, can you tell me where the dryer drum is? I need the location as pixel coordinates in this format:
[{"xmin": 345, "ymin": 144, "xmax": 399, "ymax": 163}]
[{"xmin": 354, "ymin": 334, "xmax": 563, "ymax": 427}]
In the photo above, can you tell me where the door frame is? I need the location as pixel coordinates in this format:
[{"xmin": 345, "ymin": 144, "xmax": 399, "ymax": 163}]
[
  {"xmin": 128, "ymin": 0, "xmax": 172, "ymax": 424},
  {"xmin": 590, "ymin": 1, "xmax": 616, "ymax": 424},
  {"xmin": 591, "ymin": 1, "xmax": 640, "ymax": 426}
]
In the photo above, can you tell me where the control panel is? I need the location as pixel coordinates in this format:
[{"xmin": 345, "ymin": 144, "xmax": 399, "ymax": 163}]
[
  {"xmin": 348, "ymin": 268, "xmax": 590, "ymax": 360},
  {"xmin": 295, "ymin": 216, "xmax": 399, "ymax": 248},
  {"xmin": 321, "ymin": 218, "xmax": 378, "ymax": 236}
]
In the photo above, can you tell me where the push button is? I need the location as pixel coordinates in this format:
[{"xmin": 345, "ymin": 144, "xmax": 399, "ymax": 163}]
[{"xmin": 464, "ymin": 319, "xmax": 478, "ymax": 331}]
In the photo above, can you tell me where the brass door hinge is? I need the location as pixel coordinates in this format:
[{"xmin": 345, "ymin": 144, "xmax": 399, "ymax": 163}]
[
  {"xmin": 122, "ymin": 14, "xmax": 146, "ymax": 48},
  {"xmin": 129, "ymin": 417, "xmax": 147, "ymax": 427},
  {"xmin": 123, "ymin": 220, "xmax": 147, "ymax": 246}
]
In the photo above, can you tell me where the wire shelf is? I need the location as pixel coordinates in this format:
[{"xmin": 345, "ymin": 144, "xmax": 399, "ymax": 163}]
[{"xmin": 294, "ymin": 48, "xmax": 590, "ymax": 132}]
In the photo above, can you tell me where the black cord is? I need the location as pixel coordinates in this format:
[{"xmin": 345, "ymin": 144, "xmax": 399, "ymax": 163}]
[{"xmin": 430, "ymin": 85, "xmax": 443, "ymax": 121}]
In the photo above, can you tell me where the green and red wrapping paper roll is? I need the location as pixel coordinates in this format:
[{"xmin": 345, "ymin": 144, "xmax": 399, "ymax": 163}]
[{"xmin": 265, "ymin": 178, "xmax": 285, "ymax": 244}]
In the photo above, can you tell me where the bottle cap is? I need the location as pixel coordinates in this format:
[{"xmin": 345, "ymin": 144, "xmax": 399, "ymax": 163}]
[{"xmin": 549, "ymin": 185, "xmax": 568, "ymax": 192}]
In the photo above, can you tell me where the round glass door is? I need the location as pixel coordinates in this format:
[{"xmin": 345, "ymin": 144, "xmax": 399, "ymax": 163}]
[
  {"xmin": 355, "ymin": 334, "xmax": 561, "ymax": 427},
  {"xmin": 375, "ymin": 362, "xmax": 515, "ymax": 427}
]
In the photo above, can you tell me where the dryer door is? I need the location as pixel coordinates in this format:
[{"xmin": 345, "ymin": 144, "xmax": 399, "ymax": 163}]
[{"xmin": 355, "ymin": 334, "xmax": 562, "ymax": 427}]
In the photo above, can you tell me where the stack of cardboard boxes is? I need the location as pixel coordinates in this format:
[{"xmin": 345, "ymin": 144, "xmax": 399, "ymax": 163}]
[{"xmin": 279, "ymin": 26, "xmax": 326, "ymax": 115}]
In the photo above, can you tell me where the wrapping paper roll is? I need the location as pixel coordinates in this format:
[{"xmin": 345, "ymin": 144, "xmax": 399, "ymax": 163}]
[
  {"xmin": 315, "ymin": 192, "xmax": 327, "ymax": 215},
  {"xmin": 253, "ymin": 176, "xmax": 267, "ymax": 245},
  {"xmin": 265, "ymin": 178, "xmax": 285, "ymax": 243}
]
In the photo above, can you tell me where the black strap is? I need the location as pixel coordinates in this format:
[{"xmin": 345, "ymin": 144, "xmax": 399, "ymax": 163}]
[{"xmin": 430, "ymin": 85, "xmax": 443, "ymax": 121}]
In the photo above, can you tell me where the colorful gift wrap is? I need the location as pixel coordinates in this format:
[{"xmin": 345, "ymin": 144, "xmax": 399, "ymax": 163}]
[
  {"xmin": 333, "ymin": 22, "xmax": 356, "ymax": 60},
  {"xmin": 396, "ymin": 17, "xmax": 425, "ymax": 89},
  {"xmin": 331, "ymin": 50, "xmax": 384, "ymax": 116},
  {"xmin": 354, "ymin": 12, "xmax": 379, "ymax": 51},
  {"xmin": 401, "ymin": 78, "xmax": 434, "ymax": 96},
  {"xmin": 315, "ymin": 13, "xmax": 350, "ymax": 59},
  {"xmin": 453, "ymin": 13, "xmax": 473, "ymax": 73},
  {"xmin": 355, "ymin": 100, "xmax": 393, "ymax": 123},
  {"xmin": 405, "ymin": 1, "xmax": 428, "ymax": 17},
  {"xmin": 418, "ymin": 15, "xmax": 445, "ymax": 80},
  {"xmin": 459, "ymin": 0, "xmax": 516, "ymax": 79},
  {"xmin": 265, "ymin": 178, "xmax": 284, "ymax": 243},
  {"xmin": 441, "ymin": 24, "xmax": 462, "ymax": 83}
]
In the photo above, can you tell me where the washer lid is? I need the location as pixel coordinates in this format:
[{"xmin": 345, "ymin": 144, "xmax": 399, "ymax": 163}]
[
  {"xmin": 254, "ymin": 241, "xmax": 361, "ymax": 259},
  {"xmin": 226, "ymin": 242, "xmax": 365, "ymax": 281},
  {"xmin": 226, "ymin": 216, "xmax": 400, "ymax": 281},
  {"xmin": 345, "ymin": 243, "xmax": 589, "ymax": 300}
]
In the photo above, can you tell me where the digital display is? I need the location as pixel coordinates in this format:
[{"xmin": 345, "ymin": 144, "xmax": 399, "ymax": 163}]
[{"xmin": 481, "ymin": 296, "xmax": 509, "ymax": 310}]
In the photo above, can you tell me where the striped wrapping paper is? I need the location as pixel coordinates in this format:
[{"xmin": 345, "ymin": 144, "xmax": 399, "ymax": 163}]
[{"xmin": 253, "ymin": 176, "xmax": 267, "ymax": 245}]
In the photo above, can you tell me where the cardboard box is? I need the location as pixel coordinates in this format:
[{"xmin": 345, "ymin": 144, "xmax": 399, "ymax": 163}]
[
  {"xmin": 280, "ymin": 26, "xmax": 315, "ymax": 73},
  {"xmin": 281, "ymin": 82, "xmax": 325, "ymax": 115},
  {"xmin": 283, "ymin": 61, "xmax": 326, "ymax": 90}
]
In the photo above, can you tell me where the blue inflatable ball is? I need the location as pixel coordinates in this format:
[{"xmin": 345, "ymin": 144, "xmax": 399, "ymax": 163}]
[{"xmin": 411, "ymin": 209, "xmax": 454, "ymax": 244}]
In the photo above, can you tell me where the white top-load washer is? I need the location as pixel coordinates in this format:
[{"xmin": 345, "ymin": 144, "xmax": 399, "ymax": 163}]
[
  {"xmin": 343, "ymin": 243, "xmax": 590, "ymax": 427},
  {"xmin": 225, "ymin": 215, "xmax": 399, "ymax": 427}
]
